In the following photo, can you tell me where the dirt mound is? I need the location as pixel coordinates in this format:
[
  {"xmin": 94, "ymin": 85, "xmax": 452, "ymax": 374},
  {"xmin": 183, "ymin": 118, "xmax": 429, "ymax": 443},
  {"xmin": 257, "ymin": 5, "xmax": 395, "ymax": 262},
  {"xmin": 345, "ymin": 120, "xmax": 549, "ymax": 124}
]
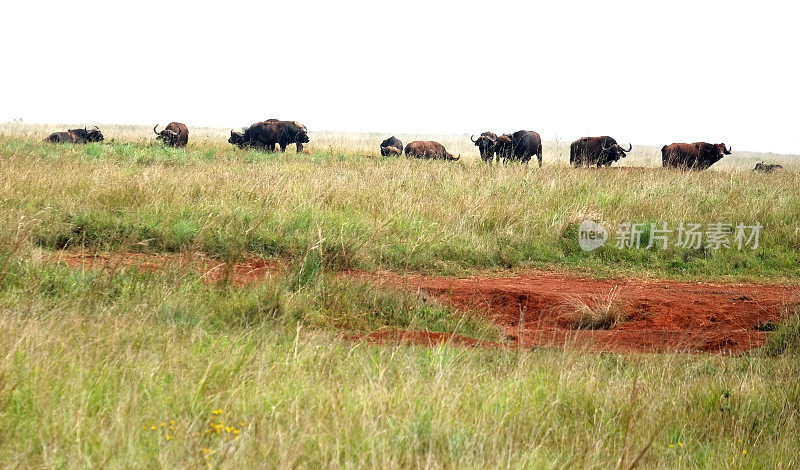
[{"xmin": 350, "ymin": 270, "xmax": 799, "ymax": 354}]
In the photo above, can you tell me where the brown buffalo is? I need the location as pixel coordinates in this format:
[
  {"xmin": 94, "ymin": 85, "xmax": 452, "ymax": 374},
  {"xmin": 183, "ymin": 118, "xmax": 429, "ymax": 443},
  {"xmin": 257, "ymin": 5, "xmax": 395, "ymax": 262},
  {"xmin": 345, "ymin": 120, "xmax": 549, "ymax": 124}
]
[
  {"xmin": 229, "ymin": 120, "xmax": 309, "ymax": 152},
  {"xmin": 493, "ymin": 130, "xmax": 542, "ymax": 166},
  {"xmin": 404, "ymin": 141, "xmax": 460, "ymax": 161},
  {"xmin": 45, "ymin": 126, "xmax": 104, "ymax": 144},
  {"xmin": 153, "ymin": 122, "xmax": 189, "ymax": 147},
  {"xmin": 662, "ymin": 142, "xmax": 731, "ymax": 170},
  {"xmin": 570, "ymin": 136, "xmax": 631, "ymax": 168}
]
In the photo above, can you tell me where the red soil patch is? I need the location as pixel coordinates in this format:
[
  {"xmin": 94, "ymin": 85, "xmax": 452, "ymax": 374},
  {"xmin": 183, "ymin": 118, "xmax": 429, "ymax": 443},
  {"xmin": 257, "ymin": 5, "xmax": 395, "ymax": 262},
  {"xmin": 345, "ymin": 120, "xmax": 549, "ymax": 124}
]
[
  {"xmin": 48, "ymin": 251, "xmax": 799, "ymax": 354},
  {"xmin": 348, "ymin": 270, "xmax": 800, "ymax": 354},
  {"xmin": 50, "ymin": 251, "xmax": 284, "ymax": 286}
]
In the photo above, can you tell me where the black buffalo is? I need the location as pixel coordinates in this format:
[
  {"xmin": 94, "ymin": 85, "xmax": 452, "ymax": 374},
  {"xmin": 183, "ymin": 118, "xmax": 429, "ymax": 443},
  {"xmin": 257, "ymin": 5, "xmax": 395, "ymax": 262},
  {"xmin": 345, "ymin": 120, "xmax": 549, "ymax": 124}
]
[
  {"xmin": 471, "ymin": 132, "xmax": 498, "ymax": 162},
  {"xmin": 404, "ymin": 141, "xmax": 460, "ymax": 161},
  {"xmin": 380, "ymin": 136, "xmax": 403, "ymax": 156},
  {"xmin": 570, "ymin": 136, "xmax": 632, "ymax": 168},
  {"xmin": 662, "ymin": 142, "xmax": 731, "ymax": 170},
  {"xmin": 494, "ymin": 130, "xmax": 542, "ymax": 166},
  {"xmin": 753, "ymin": 162, "xmax": 784, "ymax": 173},
  {"xmin": 229, "ymin": 120, "xmax": 309, "ymax": 152},
  {"xmin": 153, "ymin": 122, "xmax": 189, "ymax": 147},
  {"xmin": 45, "ymin": 126, "xmax": 104, "ymax": 144}
]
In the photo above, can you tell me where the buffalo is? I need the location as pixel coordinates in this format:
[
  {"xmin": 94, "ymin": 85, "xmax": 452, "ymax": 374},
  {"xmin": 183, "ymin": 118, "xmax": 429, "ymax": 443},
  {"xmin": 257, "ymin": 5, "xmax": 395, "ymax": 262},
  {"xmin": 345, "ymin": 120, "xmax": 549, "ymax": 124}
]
[
  {"xmin": 494, "ymin": 130, "xmax": 542, "ymax": 166},
  {"xmin": 662, "ymin": 142, "xmax": 731, "ymax": 170},
  {"xmin": 753, "ymin": 162, "xmax": 784, "ymax": 173},
  {"xmin": 404, "ymin": 141, "xmax": 460, "ymax": 161},
  {"xmin": 153, "ymin": 122, "xmax": 188, "ymax": 147},
  {"xmin": 471, "ymin": 132, "xmax": 498, "ymax": 162},
  {"xmin": 380, "ymin": 136, "xmax": 403, "ymax": 156},
  {"xmin": 229, "ymin": 120, "xmax": 309, "ymax": 152},
  {"xmin": 45, "ymin": 126, "xmax": 104, "ymax": 144},
  {"xmin": 570, "ymin": 136, "xmax": 631, "ymax": 168}
]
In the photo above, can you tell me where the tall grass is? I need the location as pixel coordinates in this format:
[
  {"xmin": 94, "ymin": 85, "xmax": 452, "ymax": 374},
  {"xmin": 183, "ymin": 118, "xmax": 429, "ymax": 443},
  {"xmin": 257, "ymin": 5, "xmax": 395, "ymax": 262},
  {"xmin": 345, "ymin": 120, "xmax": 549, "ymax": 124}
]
[
  {"xmin": 1, "ymin": 135, "xmax": 799, "ymax": 280},
  {"xmin": 1, "ymin": 127, "xmax": 799, "ymax": 467},
  {"xmin": 1, "ymin": 255, "xmax": 799, "ymax": 467}
]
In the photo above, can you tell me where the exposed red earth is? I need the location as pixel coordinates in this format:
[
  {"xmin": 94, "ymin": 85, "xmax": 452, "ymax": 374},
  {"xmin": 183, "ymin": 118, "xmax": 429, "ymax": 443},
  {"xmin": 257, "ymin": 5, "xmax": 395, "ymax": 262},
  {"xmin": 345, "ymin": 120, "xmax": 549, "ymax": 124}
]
[
  {"xmin": 50, "ymin": 251, "xmax": 799, "ymax": 354},
  {"xmin": 348, "ymin": 270, "xmax": 799, "ymax": 354}
]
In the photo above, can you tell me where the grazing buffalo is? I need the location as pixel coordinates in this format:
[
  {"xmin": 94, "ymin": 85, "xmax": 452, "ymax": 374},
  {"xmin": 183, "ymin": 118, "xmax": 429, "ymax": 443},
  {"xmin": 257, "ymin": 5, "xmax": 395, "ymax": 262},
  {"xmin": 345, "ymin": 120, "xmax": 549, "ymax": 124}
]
[
  {"xmin": 380, "ymin": 136, "xmax": 404, "ymax": 156},
  {"xmin": 404, "ymin": 141, "xmax": 460, "ymax": 161},
  {"xmin": 494, "ymin": 130, "xmax": 542, "ymax": 166},
  {"xmin": 753, "ymin": 162, "xmax": 784, "ymax": 173},
  {"xmin": 662, "ymin": 142, "xmax": 731, "ymax": 170},
  {"xmin": 494, "ymin": 134, "xmax": 513, "ymax": 161},
  {"xmin": 153, "ymin": 122, "xmax": 189, "ymax": 147},
  {"xmin": 471, "ymin": 132, "xmax": 498, "ymax": 162},
  {"xmin": 45, "ymin": 126, "xmax": 104, "ymax": 144},
  {"xmin": 570, "ymin": 136, "xmax": 632, "ymax": 168},
  {"xmin": 229, "ymin": 120, "xmax": 309, "ymax": 152}
]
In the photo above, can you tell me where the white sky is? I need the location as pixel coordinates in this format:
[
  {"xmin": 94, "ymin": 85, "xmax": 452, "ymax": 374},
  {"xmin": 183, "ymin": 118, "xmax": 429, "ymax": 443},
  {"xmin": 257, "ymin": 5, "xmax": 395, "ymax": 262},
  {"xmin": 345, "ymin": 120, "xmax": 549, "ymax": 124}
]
[{"xmin": 2, "ymin": 0, "xmax": 798, "ymax": 154}]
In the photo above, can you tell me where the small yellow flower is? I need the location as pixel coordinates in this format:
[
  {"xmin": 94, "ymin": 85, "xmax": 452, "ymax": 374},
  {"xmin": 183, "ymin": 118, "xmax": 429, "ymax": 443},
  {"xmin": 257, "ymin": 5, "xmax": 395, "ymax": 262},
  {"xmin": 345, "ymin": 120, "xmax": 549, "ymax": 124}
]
[
  {"xmin": 170, "ymin": 420, "xmax": 175, "ymax": 425},
  {"xmin": 679, "ymin": 442, "xmax": 683, "ymax": 447},
  {"xmin": 225, "ymin": 427, "xmax": 232, "ymax": 433},
  {"xmin": 240, "ymin": 421, "xmax": 245, "ymax": 426},
  {"xmin": 166, "ymin": 435, "xmax": 172, "ymax": 440},
  {"xmin": 233, "ymin": 429, "xmax": 240, "ymax": 435},
  {"xmin": 669, "ymin": 444, "xmax": 674, "ymax": 448},
  {"xmin": 151, "ymin": 426, "xmax": 157, "ymax": 431},
  {"xmin": 161, "ymin": 423, "xmax": 165, "ymax": 427},
  {"xmin": 212, "ymin": 409, "xmax": 222, "ymax": 415},
  {"xmin": 742, "ymin": 450, "xmax": 747, "ymax": 455},
  {"xmin": 143, "ymin": 425, "xmax": 148, "ymax": 430}
]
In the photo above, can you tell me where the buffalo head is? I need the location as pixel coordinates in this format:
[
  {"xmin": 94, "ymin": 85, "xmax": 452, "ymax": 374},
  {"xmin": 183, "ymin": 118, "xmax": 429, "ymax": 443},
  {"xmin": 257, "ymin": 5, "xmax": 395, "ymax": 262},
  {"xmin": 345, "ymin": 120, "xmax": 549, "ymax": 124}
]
[
  {"xmin": 79, "ymin": 126, "xmax": 104, "ymax": 142},
  {"xmin": 715, "ymin": 143, "xmax": 732, "ymax": 156},
  {"xmin": 154, "ymin": 124, "xmax": 179, "ymax": 145},
  {"xmin": 229, "ymin": 130, "xmax": 246, "ymax": 147},
  {"xmin": 471, "ymin": 132, "xmax": 497, "ymax": 162},
  {"xmin": 602, "ymin": 140, "xmax": 632, "ymax": 161}
]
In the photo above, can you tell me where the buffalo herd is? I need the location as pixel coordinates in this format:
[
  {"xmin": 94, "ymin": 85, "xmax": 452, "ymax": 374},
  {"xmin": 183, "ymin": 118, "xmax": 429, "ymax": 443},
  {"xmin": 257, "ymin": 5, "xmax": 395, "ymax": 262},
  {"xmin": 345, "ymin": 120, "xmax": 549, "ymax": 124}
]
[
  {"xmin": 45, "ymin": 126, "xmax": 104, "ymax": 144},
  {"xmin": 42, "ymin": 121, "xmax": 787, "ymax": 172}
]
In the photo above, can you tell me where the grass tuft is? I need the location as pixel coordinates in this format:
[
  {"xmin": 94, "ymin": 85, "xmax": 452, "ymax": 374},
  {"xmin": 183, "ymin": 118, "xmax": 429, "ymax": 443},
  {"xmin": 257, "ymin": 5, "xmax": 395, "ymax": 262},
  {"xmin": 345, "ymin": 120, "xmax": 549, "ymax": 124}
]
[{"xmin": 557, "ymin": 287, "xmax": 628, "ymax": 330}]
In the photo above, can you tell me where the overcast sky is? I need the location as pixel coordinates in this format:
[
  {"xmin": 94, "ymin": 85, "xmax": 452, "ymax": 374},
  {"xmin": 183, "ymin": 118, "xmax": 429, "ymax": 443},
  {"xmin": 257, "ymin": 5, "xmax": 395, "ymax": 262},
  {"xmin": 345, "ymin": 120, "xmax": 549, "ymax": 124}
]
[{"xmin": 2, "ymin": 1, "xmax": 798, "ymax": 154}]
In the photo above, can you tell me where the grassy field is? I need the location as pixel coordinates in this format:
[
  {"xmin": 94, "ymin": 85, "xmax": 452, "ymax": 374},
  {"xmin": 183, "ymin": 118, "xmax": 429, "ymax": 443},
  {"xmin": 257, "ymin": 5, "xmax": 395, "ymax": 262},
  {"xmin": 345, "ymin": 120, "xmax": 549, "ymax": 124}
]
[{"xmin": 1, "ymin": 124, "xmax": 799, "ymax": 467}]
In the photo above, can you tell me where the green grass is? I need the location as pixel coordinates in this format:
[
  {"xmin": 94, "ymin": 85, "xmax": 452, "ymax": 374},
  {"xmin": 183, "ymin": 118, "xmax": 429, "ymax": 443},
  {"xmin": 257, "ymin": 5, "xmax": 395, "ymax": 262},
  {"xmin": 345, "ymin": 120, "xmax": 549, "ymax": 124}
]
[
  {"xmin": 1, "ymin": 255, "xmax": 799, "ymax": 467},
  {"xmin": 1, "ymin": 136, "xmax": 799, "ymax": 280},
  {"xmin": 1, "ymin": 132, "xmax": 799, "ymax": 467}
]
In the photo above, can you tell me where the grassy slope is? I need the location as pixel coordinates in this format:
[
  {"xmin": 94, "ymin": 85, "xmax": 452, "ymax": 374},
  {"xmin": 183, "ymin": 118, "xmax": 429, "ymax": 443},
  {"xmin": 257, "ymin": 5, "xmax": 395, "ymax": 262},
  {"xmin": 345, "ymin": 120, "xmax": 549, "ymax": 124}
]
[
  {"xmin": 1, "ymin": 137, "xmax": 799, "ymax": 280},
  {"xmin": 1, "ymin": 131, "xmax": 800, "ymax": 467}
]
